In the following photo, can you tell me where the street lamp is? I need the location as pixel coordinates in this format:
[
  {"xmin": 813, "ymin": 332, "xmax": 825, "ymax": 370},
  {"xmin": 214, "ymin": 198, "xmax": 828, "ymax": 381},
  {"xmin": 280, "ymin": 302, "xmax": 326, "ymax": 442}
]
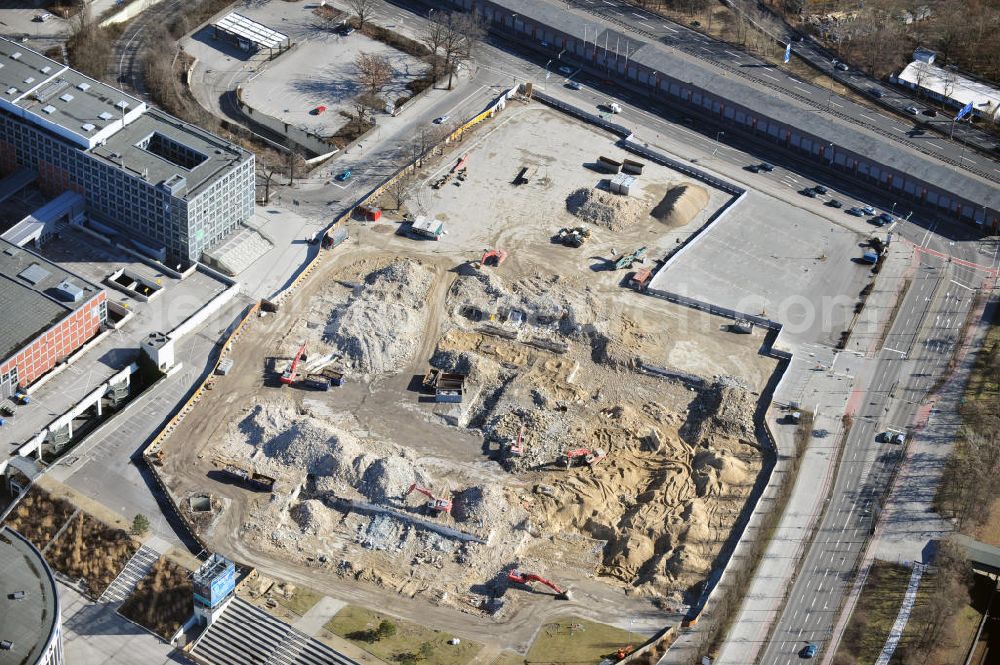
[{"xmin": 712, "ymin": 131, "xmax": 725, "ymax": 156}]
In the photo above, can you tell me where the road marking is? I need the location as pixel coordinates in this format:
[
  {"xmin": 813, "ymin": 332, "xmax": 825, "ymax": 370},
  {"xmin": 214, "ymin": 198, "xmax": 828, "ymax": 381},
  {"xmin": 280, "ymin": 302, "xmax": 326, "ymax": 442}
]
[
  {"xmin": 891, "ymin": 127, "xmax": 906, "ymax": 133},
  {"xmin": 950, "ymin": 279, "xmax": 973, "ymax": 290},
  {"xmin": 794, "ymin": 86, "xmax": 809, "ymax": 94},
  {"xmin": 761, "ymin": 72, "xmax": 780, "ymax": 81},
  {"xmin": 830, "ymin": 100, "xmax": 843, "ymax": 107},
  {"xmin": 960, "ymin": 155, "xmax": 975, "ymax": 163},
  {"xmin": 632, "ymin": 12, "xmax": 647, "ymax": 19},
  {"xmin": 882, "ymin": 347, "xmax": 907, "ymax": 356},
  {"xmin": 927, "ymin": 141, "xmax": 945, "ymax": 149},
  {"xmin": 860, "ymin": 114, "xmax": 875, "ymax": 122},
  {"xmin": 661, "ymin": 23, "xmax": 677, "ymax": 32},
  {"xmin": 724, "ymin": 49, "xmax": 741, "ymax": 58}
]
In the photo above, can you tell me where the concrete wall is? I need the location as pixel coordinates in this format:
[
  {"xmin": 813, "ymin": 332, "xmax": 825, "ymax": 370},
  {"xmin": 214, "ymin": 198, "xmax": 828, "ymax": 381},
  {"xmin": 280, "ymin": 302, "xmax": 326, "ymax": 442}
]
[
  {"xmin": 231, "ymin": 88, "xmax": 338, "ymax": 160},
  {"xmin": 99, "ymin": 0, "xmax": 170, "ymax": 27}
]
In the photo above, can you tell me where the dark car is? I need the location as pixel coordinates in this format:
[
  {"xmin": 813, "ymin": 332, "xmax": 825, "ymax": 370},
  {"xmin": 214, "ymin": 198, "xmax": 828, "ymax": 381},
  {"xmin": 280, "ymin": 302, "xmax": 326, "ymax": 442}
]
[
  {"xmin": 923, "ymin": 108, "xmax": 938, "ymax": 117},
  {"xmin": 879, "ymin": 212, "xmax": 894, "ymax": 224},
  {"xmin": 813, "ymin": 185, "xmax": 828, "ymax": 195},
  {"xmin": 909, "ymin": 128, "xmax": 926, "ymax": 136},
  {"xmin": 827, "ymin": 199, "xmax": 843, "ymax": 208},
  {"xmin": 871, "ymin": 88, "xmax": 885, "ymax": 98},
  {"xmin": 747, "ymin": 164, "xmax": 761, "ymax": 173},
  {"xmin": 336, "ymin": 24, "xmax": 355, "ymax": 36},
  {"xmin": 759, "ymin": 162, "xmax": 775, "ymax": 172},
  {"xmin": 800, "ymin": 643, "xmax": 818, "ymax": 659},
  {"xmin": 847, "ymin": 207, "xmax": 864, "ymax": 217},
  {"xmin": 801, "ymin": 188, "xmax": 817, "ymax": 198}
]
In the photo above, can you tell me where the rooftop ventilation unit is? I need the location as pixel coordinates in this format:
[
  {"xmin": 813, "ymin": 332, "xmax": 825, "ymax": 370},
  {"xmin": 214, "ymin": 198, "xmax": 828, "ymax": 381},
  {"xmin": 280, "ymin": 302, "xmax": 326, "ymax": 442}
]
[
  {"xmin": 41, "ymin": 65, "xmax": 51, "ymax": 73},
  {"xmin": 98, "ymin": 111, "xmax": 113, "ymax": 121},
  {"xmin": 81, "ymin": 122, "xmax": 95, "ymax": 132},
  {"xmin": 22, "ymin": 77, "xmax": 34, "ymax": 85},
  {"xmin": 5, "ymin": 87, "xmax": 16, "ymax": 95},
  {"xmin": 41, "ymin": 105, "xmax": 55, "ymax": 114},
  {"xmin": 77, "ymin": 82, "xmax": 90, "ymax": 91},
  {"xmin": 10, "ymin": 52, "xmax": 21, "ymax": 60},
  {"xmin": 55, "ymin": 279, "xmax": 84, "ymax": 302},
  {"xmin": 59, "ymin": 93, "xmax": 73, "ymax": 102},
  {"xmin": 115, "ymin": 100, "xmax": 129, "ymax": 110}
]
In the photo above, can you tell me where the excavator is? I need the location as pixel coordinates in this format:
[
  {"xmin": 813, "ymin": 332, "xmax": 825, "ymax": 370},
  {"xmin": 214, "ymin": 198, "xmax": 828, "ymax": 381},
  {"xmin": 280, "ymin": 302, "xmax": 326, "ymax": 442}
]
[
  {"xmin": 480, "ymin": 249, "xmax": 508, "ymax": 267},
  {"xmin": 404, "ymin": 483, "xmax": 453, "ymax": 514},
  {"xmin": 507, "ymin": 569, "xmax": 570, "ymax": 600},
  {"xmin": 560, "ymin": 447, "xmax": 607, "ymax": 468},
  {"xmin": 280, "ymin": 342, "xmax": 308, "ymax": 385},
  {"xmin": 507, "ymin": 422, "xmax": 525, "ymax": 457}
]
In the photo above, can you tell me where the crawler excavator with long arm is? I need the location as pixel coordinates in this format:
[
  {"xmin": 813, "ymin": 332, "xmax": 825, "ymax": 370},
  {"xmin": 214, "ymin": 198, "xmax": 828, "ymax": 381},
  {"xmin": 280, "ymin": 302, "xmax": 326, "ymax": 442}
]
[{"xmin": 507, "ymin": 569, "xmax": 571, "ymax": 599}]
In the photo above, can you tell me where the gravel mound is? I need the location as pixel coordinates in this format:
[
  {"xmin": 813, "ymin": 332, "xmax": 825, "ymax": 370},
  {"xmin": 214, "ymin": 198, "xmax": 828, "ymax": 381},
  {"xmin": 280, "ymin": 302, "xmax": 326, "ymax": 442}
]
[
  {"xmin": 566, "ymin": 187, "xmax": 644, "ymax": 231},
  {"xmin": 325, "ymin": 259, "xmax": 435, "ymax": 374}
]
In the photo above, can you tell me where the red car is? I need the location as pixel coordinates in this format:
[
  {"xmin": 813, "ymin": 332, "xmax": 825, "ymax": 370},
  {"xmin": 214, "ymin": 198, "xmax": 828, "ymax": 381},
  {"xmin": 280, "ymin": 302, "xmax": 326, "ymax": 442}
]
[{"xmin": 311, "ymin": 105, "xmax": 327, "ymax": 115}]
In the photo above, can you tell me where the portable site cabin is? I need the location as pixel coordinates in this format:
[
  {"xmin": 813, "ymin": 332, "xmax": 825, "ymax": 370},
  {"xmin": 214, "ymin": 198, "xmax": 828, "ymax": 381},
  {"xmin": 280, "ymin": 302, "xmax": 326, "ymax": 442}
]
[{"xmin": 411, "ymin": 217, "xmax": 445, "ymax": 240}]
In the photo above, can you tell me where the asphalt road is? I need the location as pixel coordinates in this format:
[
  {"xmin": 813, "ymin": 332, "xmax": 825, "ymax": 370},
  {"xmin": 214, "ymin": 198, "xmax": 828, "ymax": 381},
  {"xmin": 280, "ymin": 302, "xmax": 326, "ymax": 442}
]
[
  {"xmin": 556, "ymin": 0, "xmax": 1000, "ymax": 181},
  {"xmin": 109, "ymin": 0, "xmax": 183, "ymax": 100},
  {"xmin": 758, "ymin": 234, "xmax": 987, "ymax": 663}
]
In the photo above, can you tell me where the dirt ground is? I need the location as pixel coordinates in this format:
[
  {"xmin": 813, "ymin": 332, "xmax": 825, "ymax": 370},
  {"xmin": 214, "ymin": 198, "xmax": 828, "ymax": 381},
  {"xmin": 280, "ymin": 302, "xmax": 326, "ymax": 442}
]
[{"xmin": 156, "ymin": 105, "xmax": 778, "ymax": 647}]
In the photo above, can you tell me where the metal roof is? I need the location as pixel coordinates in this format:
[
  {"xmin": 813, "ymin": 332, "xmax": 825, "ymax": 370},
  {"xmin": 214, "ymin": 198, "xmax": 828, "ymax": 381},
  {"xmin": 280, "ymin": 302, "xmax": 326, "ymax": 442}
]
[
  {"xmin": 0, "ymin": 527, "xmax": 59, "ymax": 665},
  {"xmin": 214, "ymin": 12, "xmax": 289, "ymax": 49},
  {"xmin": 897, "ymin": 61, "xmax": 1000, "ymax": 120},
  {"xmin": 953, "ymin": 534, "xmax": 1000, "ymax": 573},
  {"xmin": 0, "ymin": 238, "xmax": 102, "ymax": 362}
]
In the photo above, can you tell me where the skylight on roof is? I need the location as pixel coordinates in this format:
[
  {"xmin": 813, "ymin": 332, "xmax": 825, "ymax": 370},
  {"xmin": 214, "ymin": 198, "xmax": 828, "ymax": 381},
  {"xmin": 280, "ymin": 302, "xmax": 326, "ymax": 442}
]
[
  {"xmin": 115, "ymin": 100, "xmax": 130, "ymax": 110},
  {"xmin": 23, "ymin": 77, "xmax": 34, "ymax": 85},
  {"xmin": 98, "ymin": 111, "xmax": 113, "ymax": 121},
  {"xmin": 10, "ymin": 52, "xmax": 21, "ymax": 60},
  {"xmin": 77, "ymin": 82, "xmax": 90, "ymax": 91},
  {"xmin": 81, "ymin": 123, "xmax": 95, "ymax": 132},
  {"xmin": 5, "ymin": 87, "xmax": 16, "ymax": 95},
  {"xmin": 41, "ymin": 65, "xmax": 51, "ymax": 73},
  {"xmin": 41, "ymin": 105, "xmax": 55, "ymax": 114},
  {"xmin": 59, "ymin": 93, "xmax": 73, "ymax": 102}
]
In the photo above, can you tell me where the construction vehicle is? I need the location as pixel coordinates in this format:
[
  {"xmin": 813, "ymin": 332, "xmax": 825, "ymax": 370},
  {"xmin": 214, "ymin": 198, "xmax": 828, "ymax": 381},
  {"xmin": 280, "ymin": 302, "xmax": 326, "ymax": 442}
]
[
  {"xmin": 614, "ymin": 645, "xmax": 635, "ymax": 661},
  {"xmin": 561, "ymin": 447, "xmax": 607, "ymax": 467},
  {"xmin": 629, "ymin": 268, "xmax": 652, "ymax": 292},
  {"xmin": 480, "ymin": 249, "xmax": 508, "ymax": 267},
  {"xmin": 613, "ymin": 247, "xmax": 647, "ymax": 270},
  {"xmin": 508, "ymin": 422, "xmax": 525, "ymax": 456},
  {"xmin": 556, "ymin": 226, "xmax": 591, "ymax": 248},
  {"xmin": 507, "ymin": 569, "xmax": 570, "ymax": 599},
  {"xmin": 280, "ymin": 342, "xmax": 307, "ymax": 385},
  {"xmin": 214, "ymin": 459, "xmax": 276, "ymax": 492},
  {"xmin": 404, "ymin": 483, "xmax": 452, "ymax": 514}
]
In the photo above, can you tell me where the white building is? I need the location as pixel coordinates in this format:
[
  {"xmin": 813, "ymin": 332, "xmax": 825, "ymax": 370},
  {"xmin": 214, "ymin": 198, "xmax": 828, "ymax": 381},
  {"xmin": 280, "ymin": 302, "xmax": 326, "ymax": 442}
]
[
  {"xmin": 0, "ymin": 526, "xmax": 64, "ymax": 665},
  {"xmin": 894, "ymin": 49, "xmax": 1000, "ymax": 122}
]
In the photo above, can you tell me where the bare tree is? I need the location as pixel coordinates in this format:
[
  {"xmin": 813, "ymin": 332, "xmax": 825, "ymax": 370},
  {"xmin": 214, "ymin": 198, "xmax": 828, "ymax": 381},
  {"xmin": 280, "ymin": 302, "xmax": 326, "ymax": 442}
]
[
  {"xmin": 344, "ymin": 0, "xmax": 377, "ymax": 29},
  {"xmin": 386, "ymin": 169, "xmax": 412, "ymax": 210},
  {"xmin": 420, "ymin": 16, "xmax": 449, "ymax": 81},
  {"xmin": 355, "ymin": 52, "xmax": 393, "ymax": 95},
  {"xmin": 428, "ymin": 11, "xmax": 486, "ymax": 90},
  {"xmin": 69, "ymin": 7, "xmax": 113, "ymax": 79}
]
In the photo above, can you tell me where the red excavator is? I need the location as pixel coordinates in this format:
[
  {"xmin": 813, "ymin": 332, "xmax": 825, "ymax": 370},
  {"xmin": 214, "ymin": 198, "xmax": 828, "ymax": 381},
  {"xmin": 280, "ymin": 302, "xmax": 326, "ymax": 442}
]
[
  {"xmin": 480, "ymin": 249, "xmax": 508, "ymax": 267},
  {"xmin": 280, "ymin": 342, "xmax": 308, "ymax": 385},
  {"xmin": 507, "ymin": 569, "xmax": 570, "ymax": 599},
  {"xmin": 507, "ymin": 422, "xmax": 525, "ymax": 457},
  {"xmin": 404, "ymin": 483, "xmax": 452, "ymax": 514},
  {"xmin": 560, "ymin": 447, "xmax": 607, "ymax": 468}
]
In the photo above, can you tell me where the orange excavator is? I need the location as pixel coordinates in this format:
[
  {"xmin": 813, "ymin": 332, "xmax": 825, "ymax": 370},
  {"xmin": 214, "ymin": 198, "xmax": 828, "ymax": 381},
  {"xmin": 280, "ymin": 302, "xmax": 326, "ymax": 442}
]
[
  {"xmin": 614, "ymin": 645, "xmax": 635, "ymax": 660},
  {"xmin": 560, "ymin": 447, "xmax": 607, "ymax": 468},
  {"xmin": 507, "ymin": 422, "xmax": 525, "ymax": 457},
  {"xmin": 480, "ymin": 249, "xmax": 508, "ymax": 267},
  {"xmin": 404, "ymin": 483, "xmax": 452, "ymax": 514},
  {"xmin": 507, "ymin": 569, "xmax": 570, "ymax": 599},
  {"xmin": 280, "ymin": 342, "xmax": 308, "ymax": 385}
]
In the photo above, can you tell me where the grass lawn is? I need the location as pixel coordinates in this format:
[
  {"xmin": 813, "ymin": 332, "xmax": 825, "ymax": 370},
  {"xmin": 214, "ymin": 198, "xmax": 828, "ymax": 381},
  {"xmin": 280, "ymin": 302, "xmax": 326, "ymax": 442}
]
[
  {"xmin": 835, "ymin": 561, "xmax": 911, "ymax": 663},
  {"xmin": 525, "ymin": 617, "xmax": 638, "ymax": 664},
  {"xmin": 274, "ymin": 585, "xmax": 322, "ymax": 617},
  {"xmin": 326, "ymin": 605, "xmax": 482, "ymax": 664},
  {"xmin": 489, "ymin": 652, "xmax": 526, "ymax": 665}
]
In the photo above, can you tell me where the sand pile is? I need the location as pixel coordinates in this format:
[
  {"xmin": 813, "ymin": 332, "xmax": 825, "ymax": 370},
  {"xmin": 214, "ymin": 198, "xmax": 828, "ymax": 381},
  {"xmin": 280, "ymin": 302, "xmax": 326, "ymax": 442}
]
[
  {"xmin": 683, "ymin": 380, "xmax": 759, "ymax": 446},
  {"xmin": 324, "ymin": 259, "xmax": 435, "ymax": 374},
  {"xmin": 651, "ymin": 184, "xmax": 709, "ymax": 228},
  {"xmin": 566, "ymin": 187, "xmax": 644, "ymax": 231}
]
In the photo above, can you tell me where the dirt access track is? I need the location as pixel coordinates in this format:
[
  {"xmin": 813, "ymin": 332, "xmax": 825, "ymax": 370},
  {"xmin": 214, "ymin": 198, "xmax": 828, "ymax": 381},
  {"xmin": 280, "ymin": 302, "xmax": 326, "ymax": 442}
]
[{"xmin": 156, "ymin": 103, "xmax": 779, "ymax": 649}]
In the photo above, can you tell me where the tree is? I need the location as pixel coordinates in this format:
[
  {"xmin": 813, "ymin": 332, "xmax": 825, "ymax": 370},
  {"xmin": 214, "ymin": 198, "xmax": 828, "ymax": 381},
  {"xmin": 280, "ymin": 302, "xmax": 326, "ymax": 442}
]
[
  {"xmin": 386, "ymin": 169, "xmax": 412, "ymax": 211},
  {"xmin": 131, "ymin": 513, "xmax": 150, "ymax": 537},
  {"xmin": 344, "ymin": 0, "xmax": 377, "ymax": 29},
  {"xmin": 427, "ymin": 11, "xmax": 485, "ymax": 90},
  {"xmin": 355, "ymin": 52, "xmax": 393, "ymax": 95},
  {"xmin": 376, "ymin": 619, "xmax": 396, "ymax": 640}
]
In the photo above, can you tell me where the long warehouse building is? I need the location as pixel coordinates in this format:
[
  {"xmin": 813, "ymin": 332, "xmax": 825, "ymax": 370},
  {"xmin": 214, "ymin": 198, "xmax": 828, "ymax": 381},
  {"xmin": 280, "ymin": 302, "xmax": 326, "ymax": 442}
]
[
  {"xmin": 0, "ymin": 38, "xmax": 254, "ymax": 263},
  {"xmin": 449, "ymin": 0, "xmax": 999, "ymax": 229}
]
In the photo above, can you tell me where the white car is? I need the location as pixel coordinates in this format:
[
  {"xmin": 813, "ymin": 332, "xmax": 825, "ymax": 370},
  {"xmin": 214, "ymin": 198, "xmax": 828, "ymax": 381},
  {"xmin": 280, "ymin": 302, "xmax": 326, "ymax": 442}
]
[
  {"xmin": 433, "ymin": 115, "xmax": 450, "ymax": 124},
  {"xmin": 905, "ymin": 105, "xmax": 919, "ymax": 115},
  {"xmin": 34, "ymin": 12, "xmax": 53, "ymax": 22}
]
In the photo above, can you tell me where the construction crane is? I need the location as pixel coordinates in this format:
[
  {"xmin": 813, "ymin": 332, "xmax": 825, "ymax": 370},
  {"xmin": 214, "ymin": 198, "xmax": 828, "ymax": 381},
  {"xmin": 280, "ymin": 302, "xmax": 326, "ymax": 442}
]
[
  {"xmin": 280, "ymin": 342, "xmax": 308, "ymax": 385},
  {"xmin": 404, "ymin": 483, "xmax": 452, "ymax": 514},
  {"xmin": 507, "ymin": 569, "xmax": 570, "ymax": 599},
  {"xmin": 561, "ymin": 447, "xmax": 607, "ymax": 468}
]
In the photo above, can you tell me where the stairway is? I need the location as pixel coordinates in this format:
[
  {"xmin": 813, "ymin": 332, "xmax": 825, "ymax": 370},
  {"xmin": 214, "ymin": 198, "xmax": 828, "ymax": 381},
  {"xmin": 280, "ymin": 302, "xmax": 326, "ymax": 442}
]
[
  {"xmin": 192, "ymin": 597, "xmax": 356, "ymax": 665},
  {"xmin": 99, "ymin": 544, "xmax": 160, "ymax": 603}
]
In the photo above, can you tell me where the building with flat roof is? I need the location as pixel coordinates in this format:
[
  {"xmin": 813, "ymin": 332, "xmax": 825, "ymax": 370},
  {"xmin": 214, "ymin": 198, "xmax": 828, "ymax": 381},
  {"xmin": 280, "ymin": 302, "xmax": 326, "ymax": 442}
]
[
  {"xmin": 0, "ymin": 238, "xmax": 106, "ymax": 398},
  {"xmin": 0, "ymin": 37, "xmax": 255, "ymax": 263},
  {"xmin": 894, "ymin": 58, "xmax": 1000, "ymax": 123},
  {"xmin": 0, "ymin": 526, "xmax": 64, "ymax": 665}
]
